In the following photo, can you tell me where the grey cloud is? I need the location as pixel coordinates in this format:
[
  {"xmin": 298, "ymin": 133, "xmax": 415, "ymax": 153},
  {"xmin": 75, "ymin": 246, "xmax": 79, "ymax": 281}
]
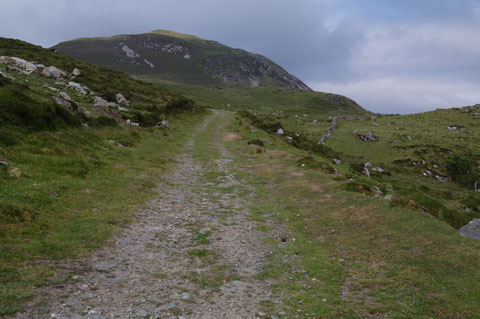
[{"xmin": 1, "ymin": 0, "xmax": 479, "ymax": 113}]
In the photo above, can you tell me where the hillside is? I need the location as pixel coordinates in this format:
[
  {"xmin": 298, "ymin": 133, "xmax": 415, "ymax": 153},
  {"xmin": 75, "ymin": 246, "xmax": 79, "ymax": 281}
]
[
  {"xmin": 239, "ymin": 105, "xmax": 480, "ymax": 229},
  {"xmin": 0, "ymin": 37, "xmax": 207, "ymax": 314},
  {"xmin": 52, "ymin": 30, "xmax": 311, "ymax": 90}
]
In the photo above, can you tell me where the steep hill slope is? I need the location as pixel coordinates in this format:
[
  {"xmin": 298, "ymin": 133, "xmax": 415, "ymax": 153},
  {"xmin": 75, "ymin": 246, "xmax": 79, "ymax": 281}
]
[{"xmin": 53, "ymin": 30, "xmax": 311, "ymax": 90}]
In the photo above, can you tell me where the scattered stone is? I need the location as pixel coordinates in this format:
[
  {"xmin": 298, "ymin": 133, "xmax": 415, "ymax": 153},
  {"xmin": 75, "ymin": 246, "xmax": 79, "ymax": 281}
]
[
  {"xmin": 42, "ymin": 65, "xmax": 66, "ymax": 79},
  {"xmin": 276, "ymin": 128, "xmax": 285, "ymax": 136},
  {"xmin": 435, "ymin": 175, "xmax": 449, "ymax": 183},
  {"xmin": 448, "ymin": 126, "xmax": 457, "ymax": 131},
  {"xmin": 108, "ymin": 102, "xmax": 119, "ymax": 109},
  {"xmin": 364, "ymin": 162, "xmax": 372, "ymax": 168},
  {"xmin": 93, "ymin": 96, "xmax": 109, "ymax": 108},
  {"xmin": 118, "ymin": 106, "xmax": 129, "ymax": 112},
  {"xmin": 372, "ymin": 122, "xmax": 379, "ymax": 126},
  {"xmin": 251, "ymin": 129, "xmax": 256, "ymax": 133},
  {"xmin": 406, "ymin": 136, "xmax": 413, "ymax": 141},
  {"xmin": 181, "ymin": 292, "xmax": 190, "ymax": 300},
  {"xmin": 384, "ymin": 194, "xmax": 393, "ymax": 200},
  {"xmin": 116, "ymin": 93, "xmax": 129, "ymax": 106},
  {"xmin": 425, "ymin": 169, "xmax": 432, "ymax": 175},
  {"xmin": 0, "ymin": 159, "xmax": 8, "ymax": 166},
  {"xmin": 332, "ymin": 158, "xmax": 342, "ymax": 165},
  {"xmin": 459, "ymin": 219, "xmax": 480, "ymax": 242},
  {"xmin": 286, "ymin": 136, "xmax": 293, "ymax": 143}
]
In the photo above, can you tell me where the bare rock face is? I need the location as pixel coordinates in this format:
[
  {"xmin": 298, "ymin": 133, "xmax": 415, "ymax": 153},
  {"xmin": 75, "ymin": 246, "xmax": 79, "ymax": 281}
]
[
  {"xmin": 116, "ymin": 93, "xmax": 129, "ymax": 106},
  {"xmin": 459, "ymin": 219, "xmax": 480, "ymax": 241},
  {"xmin": 93, "ymin": 96, "xmax": 109, "ymax": 108},
  {"xmin": 42, "ymin": 65, "xmax": 66, "ymax": 79}
]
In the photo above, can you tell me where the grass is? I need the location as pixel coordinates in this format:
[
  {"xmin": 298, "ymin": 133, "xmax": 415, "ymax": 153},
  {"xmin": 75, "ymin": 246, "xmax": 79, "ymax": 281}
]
[
  {"xmin": 237, "ymin": 105, "xmax": 480, "ymax": 229},
  {"xmin": 142, "ymin": 80, "xmax": 366, "ymax": 115},
  {"xmin": 0, "ymin": 109, "xmax": 208, "ymax": 315},
  {"xmin": 224, "ymin": 112, "xmax": 480, "ymax": 318}
]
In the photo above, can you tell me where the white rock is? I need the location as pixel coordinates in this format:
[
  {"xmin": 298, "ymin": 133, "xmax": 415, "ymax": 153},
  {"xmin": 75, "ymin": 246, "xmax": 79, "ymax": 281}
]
[
  {"xmin": 115, "ymin": 93, "xmax": 129, "ymax": 106},
  {"xmin": 68, "ymin": 81, "xmax": 87, "ymax": 95},
  {"xmin": 144, "ymin": 59, "xmax": 154, "ymax": 68},
  {"xmin": 42, "ymin": 65, "xmax": 66, "ymax": 79},
  {"xmin": 70, "ymin": 68, "xmax": 81, "ymax": 77},
  {"xmin": 276, "ymin": 128, "xmax": 284, "ymax": 136},
  {"xmin": 93, "ymin": 96, "xmax": 109, "ymax": 108},
  {"xmin": 58, "ymin": 92, "xmax": 72, "ymax": 102},
  {"xmin": 121, "ymin": 44, "xmax": 140, "ymax": 58}
]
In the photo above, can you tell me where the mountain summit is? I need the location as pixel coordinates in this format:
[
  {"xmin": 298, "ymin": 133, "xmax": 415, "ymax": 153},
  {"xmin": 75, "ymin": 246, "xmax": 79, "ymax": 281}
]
[{"xmin": 53, "ymin": 30, "xmax": 311, "ymax": 90}]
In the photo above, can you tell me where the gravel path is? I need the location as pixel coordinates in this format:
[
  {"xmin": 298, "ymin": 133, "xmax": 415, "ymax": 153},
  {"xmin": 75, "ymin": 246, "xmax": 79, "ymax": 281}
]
[{"xmin": 16, "ymin": 110, "xmax": 277, "ymax": 319}]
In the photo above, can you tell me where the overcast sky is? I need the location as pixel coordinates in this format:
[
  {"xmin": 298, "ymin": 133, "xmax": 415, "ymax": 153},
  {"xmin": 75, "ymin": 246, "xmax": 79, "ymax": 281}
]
[{"xmin": 2, "ymin": 0, "xmax": 480, "ymax": 113}]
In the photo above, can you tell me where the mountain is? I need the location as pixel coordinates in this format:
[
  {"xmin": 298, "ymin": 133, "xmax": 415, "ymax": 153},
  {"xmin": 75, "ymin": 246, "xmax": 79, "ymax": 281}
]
[{"xmin": 52, "ymin": 30, "xmax": 311, "ymax": 90}]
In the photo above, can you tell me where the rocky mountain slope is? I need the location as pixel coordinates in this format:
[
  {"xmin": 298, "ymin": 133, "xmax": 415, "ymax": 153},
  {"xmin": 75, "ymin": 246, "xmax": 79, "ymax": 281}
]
[
  {"xmin": 53, "ymin": 30, "xmax": 311, "ymax": 90},
  {"xmin": 0, "ymin": 37, "xmax": 197, "ymax": 130}
]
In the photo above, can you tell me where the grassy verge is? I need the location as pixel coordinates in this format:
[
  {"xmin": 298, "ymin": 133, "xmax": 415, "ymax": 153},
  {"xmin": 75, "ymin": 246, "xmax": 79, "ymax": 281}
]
[
  {"xmin": 0, "ymin": 109, "xmax": 209, "ymax": 315},
  {"xmin": 225, "ymin": 114, "xmax": 480, "ymax": 318}
]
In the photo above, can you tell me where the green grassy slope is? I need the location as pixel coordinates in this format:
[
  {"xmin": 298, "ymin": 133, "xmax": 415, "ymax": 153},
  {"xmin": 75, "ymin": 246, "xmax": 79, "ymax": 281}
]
[
  {"xmin": 0, "ymin": 38, "xmax": 207, "ymax": 314},
  {"xmin": 225, "ymin": 115, "xmax": 480, "ymax": 317},
  {"xmin": 52, "ymin": 30, "xmax": 311, "ymax": 90},
  {"xmin": 238, "ymin": 106, "xmax": 480, "ymax": 229},
  {"xmin": 139, "ymin": 79, "xmax": 367, "ymax": 115}
]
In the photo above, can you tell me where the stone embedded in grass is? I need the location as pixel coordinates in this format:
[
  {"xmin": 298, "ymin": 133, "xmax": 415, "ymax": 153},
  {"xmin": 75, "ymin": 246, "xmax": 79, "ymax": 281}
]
[
  {"xmin": 58, "ymin": 91, "xmax": 72, "ymax": 102},
  {"xmin": 42, "ymin": 65, "xmax": 66, "ymax": 79},
  {"xmin": 116, "ymin": 93, "xmax": 130, "ymax": 106},
  {"xmin": 332, "ymin": 158, "xmax": 342, "ymax": 165},
  {"xmin": 459, "ymin": 219, "xmax": 480, "ymax": 241},
  {"xmin": 435, "ymin": 175, "xmax": 449, "ymax": 183},
  {"xmin": 93, "ymin": 96, "xmax": 109, "ymax": 108},
  {"xmin": 52, "ymin": 96, "xmax": 72, "ymax": 109}
]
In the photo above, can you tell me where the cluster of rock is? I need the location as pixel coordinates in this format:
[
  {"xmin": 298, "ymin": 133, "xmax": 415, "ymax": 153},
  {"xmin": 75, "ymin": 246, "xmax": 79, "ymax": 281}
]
[
  {"xmin": 362, "ymin": 162, "xmax": 384, "ymax": 178},
  {"xmin": 0, "ymin": 55, "xmax": 138, "ymax": 125},
  {"xmin": 465, "ymin": 104, "xmax": 480, "ymax": 119},
  {"xmin": 354, "ymin": 130, "xmax": 380, "ymax": 142},
  {"xmin": 318, "ymin": 115, "xmax": 362, "ymax": 145}
]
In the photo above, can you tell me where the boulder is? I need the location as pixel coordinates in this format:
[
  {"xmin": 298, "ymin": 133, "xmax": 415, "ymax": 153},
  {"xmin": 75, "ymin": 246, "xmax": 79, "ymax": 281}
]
[
  {"xmin": 116, "ymin": 93, "xmax": 129, "ymax": 106},
  {"xmin": 373, "ymin": 186, "xmax": 383, "ymax": 194},
  {"xmin": 459, "ymin": 219, "xmax": 480, "ymax": 242},
  {"xmin": 52, "ymin": 96, "xmax": 71, "ymax": 108},
  {"xmin": 58, "ymin": 92, "xmax": 72, "ymax": 102},
  {"xmin": 363, "ymin": 167, "xmax": 370, "ymax": 178},
  {"xmin": 435, "ymin": 175, "xmax": 449, "ymax": 183},
  {"xmin": 70, "ymin": 68, "xmax": 81, "ymax": 78},
  {"xmin": 93, "ymin": 96, "xmax": 109, "ymax": 108},
  {"xmin": 371, "ymin": 166, "xmax": 384, "ymax": 173},
  {"xmin": 42, "ymin": 65, "xmax": 66, "ymax": 79}
]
